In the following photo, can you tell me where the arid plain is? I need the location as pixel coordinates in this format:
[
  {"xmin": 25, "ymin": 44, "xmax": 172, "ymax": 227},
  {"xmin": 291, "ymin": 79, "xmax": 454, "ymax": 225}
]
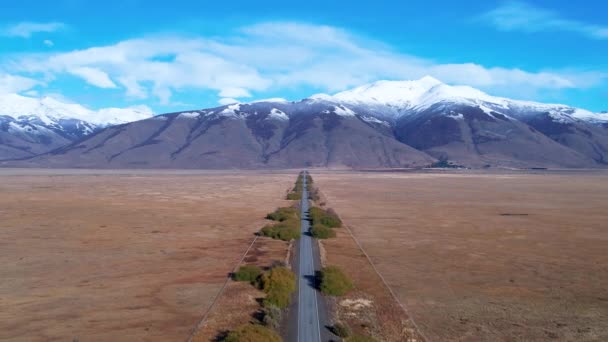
[
  {"xmin": 2, "ymin": 169, "xmax": 608, "ymax": 342},
  {"xmin": 314, "ymin": 171, "xmax": 608, "ymax": 341},
  {"xmin": 0, "ymin": 170, "xmax": 295, "ymax": 341}
]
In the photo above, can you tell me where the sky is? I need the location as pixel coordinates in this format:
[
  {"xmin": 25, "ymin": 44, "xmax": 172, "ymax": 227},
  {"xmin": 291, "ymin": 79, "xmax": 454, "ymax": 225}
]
[{"xmin": 0, "ymin": 0, "xmax": 606, "ymax": 114}]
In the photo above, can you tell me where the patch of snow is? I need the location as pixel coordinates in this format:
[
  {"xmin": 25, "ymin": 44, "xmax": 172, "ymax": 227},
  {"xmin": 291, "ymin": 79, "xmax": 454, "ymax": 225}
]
[
  {"xmin": 267, "ymin": 108, "xmax": 289, "ymax": 120},
  {"xmin": 219, "ymin": 103, "xmax": 242, "ymax": 118},
  {"xmin": 360, "ymin": 115, "xmax": 389, "ymax": 125},
  {"xmin": 570, "ymin": 108, "xmax": 608, "ymax": 123},
  {"xmin": 178, "ymin": 112, "xmax": 200, "ymax": 119},
  {"xmin": 448, "ymin": 113, "xmax": 464, "ymax": 120},
  {"xmin": 333, "ymin": 105, "xmax": 356, "ymax": 117}
]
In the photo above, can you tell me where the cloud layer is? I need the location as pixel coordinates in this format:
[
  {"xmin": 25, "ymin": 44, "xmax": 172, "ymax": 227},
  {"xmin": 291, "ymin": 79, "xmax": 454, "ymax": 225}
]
[
  {"xmin": 2, "ymin": 22, "xmax": 65, "ymax": 38},
  {"xmin": 482, "ymin": 1, "xmax": 608, "ymax": 40},
  {"xmin": 1, "ymin": 21, "xmax": 605, "ymax": 105}
]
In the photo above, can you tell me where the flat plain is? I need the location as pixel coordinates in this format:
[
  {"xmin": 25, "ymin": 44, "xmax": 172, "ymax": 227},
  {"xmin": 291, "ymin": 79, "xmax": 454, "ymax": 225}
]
[
  {"xmin": 314, "ymin": 170, "xmax": 608, "ymax": 341},
  {"xmin": 0, "ymin": 170, "xmax": 294, "ymax": 341}
]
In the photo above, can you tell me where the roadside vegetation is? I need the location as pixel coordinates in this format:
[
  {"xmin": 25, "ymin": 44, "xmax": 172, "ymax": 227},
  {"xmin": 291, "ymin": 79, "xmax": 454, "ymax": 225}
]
[
  {"xmin": 309, "ymin": 206, "xmax": 342, "ymax": 228},
  {"xmin": 260, "ymin": 221, "xmax": 300, "ymax": 241},
  {"xmin": 226, "ymin": 264, "xmax": 296, "ymax": 341},
  {"xmin": 232, "ymin": 265, "xmax": 262, "ymax": 284},
  {"xmin": 306, "ymin": 174, "xmax": 320, "ymax": 201},
  {"xmin": 319, "ymin": 266, "xmax": 353, "ymax": 296},
  {"xmin": 309, "ymin": 206, "xmax": 341, "ymax": 240},
  {"xmin": 223, "ymin": 323, "xmax": 281, "ymax": 342},
  {"xmin": 261, "ymin": 174, "xmax": 306, "ymax": 241},
  {"xmin": 265, "ymin": 206, "xmax": 299, "ymax": 221},
  {"xmin": 261, "ymin": 266, "xmax": 297, "ymax": 309},
  {"xmin": 286, "ymin": 172, "xmax": 304, "ymax": 200},
  {"xmin": 260, "ymin": 205, "xmax": 300, "ymax": 241},
  {"xmin": 331, "ymin": 322, "xmax": 352, "ymax": 338},
  {"xmin": 311, "ymin": 224, "xmax": 336, "ymax": 239}
]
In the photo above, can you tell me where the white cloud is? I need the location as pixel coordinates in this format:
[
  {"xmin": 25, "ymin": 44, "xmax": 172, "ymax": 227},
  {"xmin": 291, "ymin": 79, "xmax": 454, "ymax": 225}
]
[
  {"xmin": 4, "ymin": 21, "xmax": 606, "ymax": 105},
  {"xmin": 218, "ymin": 97, "xmax": 239, "ymax": 105},
  {"xmin": 68, "ymin": 67, "xmax": 117, "ymax": 88},
  {"xmin": 481, "ymin": 1, "xmax": 608, "ymax": 40},
  {"xmin": 3, "ymin": 22, "xmax": 65, "ymax": 38},
  {"xmin": 118, "ymin": 76, "xmax": 147, "ymax": 99},
  {"xmin": 219, "ymin": 87, "xmax": 251, "ymax": 98},
  {"xmin": 0, "ymin": 73, "xmax": 41, "ymax": 94},
  {"xmin": 43, "ymin": 39, "xmax": 54, "ymax": 47}
]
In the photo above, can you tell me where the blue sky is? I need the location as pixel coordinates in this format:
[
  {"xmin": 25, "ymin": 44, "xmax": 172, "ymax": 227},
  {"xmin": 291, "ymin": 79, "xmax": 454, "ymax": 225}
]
[{"xmin": 0, "ymin": 0, "xmax": 606, "ymax": 113}]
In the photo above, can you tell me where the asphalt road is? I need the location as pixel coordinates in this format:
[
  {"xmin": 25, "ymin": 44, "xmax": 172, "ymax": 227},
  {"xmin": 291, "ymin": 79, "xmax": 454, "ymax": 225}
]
[{"xmin": 293, "ymin": 172, "xmax": 333, "ymax": 342}]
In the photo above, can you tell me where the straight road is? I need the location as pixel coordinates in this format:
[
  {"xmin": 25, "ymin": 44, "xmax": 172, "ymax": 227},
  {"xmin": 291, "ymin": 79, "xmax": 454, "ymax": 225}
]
[
  {"xmin": 297, "ymin": 173, "xmax": 322, "ymax": 342},
  {"xmin": 297, "ymin": 172, "xmax": 336, "ymax": 342}
]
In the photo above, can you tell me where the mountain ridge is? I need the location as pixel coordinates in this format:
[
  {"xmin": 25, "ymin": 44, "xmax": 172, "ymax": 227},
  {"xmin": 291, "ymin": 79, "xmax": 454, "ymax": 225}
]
[{"xmin": 2, "ymin": 76, "xmax": 608, "ymax": 169}]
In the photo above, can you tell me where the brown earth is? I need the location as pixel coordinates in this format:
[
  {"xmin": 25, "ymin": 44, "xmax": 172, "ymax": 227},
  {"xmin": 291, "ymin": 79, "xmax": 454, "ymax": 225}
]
[
  {"xmin": 313, "ymin": 170, "xmax": 608, "ymax": 341},
  {"xmin": 191, "ymin": 237, "xmax": 292, "ymax": 341},
  {"xmin": 0, "ymin": 170, "xmax": 294, "ymax": 342}
]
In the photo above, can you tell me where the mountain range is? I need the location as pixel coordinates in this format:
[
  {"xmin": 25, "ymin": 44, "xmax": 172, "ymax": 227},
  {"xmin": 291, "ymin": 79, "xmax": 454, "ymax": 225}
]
[
  {"xmin": 2, "ymin": 76, "xmax": 608, "ymax": 169},
  {"xmin": 0, "ymin": 93, "xmax": 153, "ymax": 160}
]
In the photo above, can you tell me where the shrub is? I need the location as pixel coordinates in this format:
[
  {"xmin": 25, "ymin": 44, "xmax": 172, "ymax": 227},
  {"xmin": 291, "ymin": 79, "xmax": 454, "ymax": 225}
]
[
  {"xmin": 224, "ymin": 324, "xmax": 282, "ymax": 342},
  {"xmin": 233, "ymin": 265, "xmax": 262, "ymax": 283},
  {"xmin": 262, "ymin": 305, "xmax": 282, "ymax": 329},
  {"xmin": 331, "ymin": 322, "xmax": 351, "ymax": 338},
  {"xmin": 319, "ymin": 266, "xmax": 353, "ymax": 296},
  {"xmin": 346, "ymin": 335, "xmax": 378, "ymax": 342},
  {"xmin": 266, "ymin": 207, "xmax": 298, "ymax": 221},
  {"xmin": 261, "ymin": 266, "xmax": 296, "ymax": 294},
  {"xmin": 311, "ymin": 224, "xmax": 336, "ymax": 239},
  {"xmin": 263, "ymin": 288, "xmax": 291, "ymax": 309},
  {"xmin": 309, "ymin": 207, "xmax": 342, "ymax": 228},
  {"xmin": 286, "ymin": 192, "xmax": 301, "ymax": 200},
  {"xmin": 260, "ymin": 266, "xmax": 296, "ymax": 309},
  {"xmin": 286, "ymin": 173, "xmax": 305, "ymax": 200},
  {"xmin": 309, "ymin": 187, "xmax": 320, "ymax": 201},
  {"xmin": 260, "ymin": 219, "xmax": 300, "ymax": 241}
]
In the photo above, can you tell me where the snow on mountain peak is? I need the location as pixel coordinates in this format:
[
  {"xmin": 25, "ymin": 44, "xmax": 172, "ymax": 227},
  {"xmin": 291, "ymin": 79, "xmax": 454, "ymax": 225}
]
[
  {"xmin": 0, "ymin": 93, "xmax": 154, "ymax": 126},
  {"xmin": 331, "ymin": 76, "xmax": 443, "ymax": 106}
]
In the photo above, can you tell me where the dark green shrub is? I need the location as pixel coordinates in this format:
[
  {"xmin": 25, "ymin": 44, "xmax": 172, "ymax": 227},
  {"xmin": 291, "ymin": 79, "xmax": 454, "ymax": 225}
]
[
  {"xmin": 331, "ymin": 322, "xmax": 351, "ymax": 338},
  {"xmin": 311, "ymin": 224, "xmax": 336, "ymax": 239},
  {"xmin": 224, "ymin": 324, "xmax": 282, "ymax": 342},
  {"xmin": 319, "ymin": 266, "xmax": 353, "ymax": 296},
  {"xmin": 266, "ymin": 207, "xmax": 298, "ymax": 221},
  {"xmin": 233, "ymin": 265, "xmax": 262, "ymax": 283}
]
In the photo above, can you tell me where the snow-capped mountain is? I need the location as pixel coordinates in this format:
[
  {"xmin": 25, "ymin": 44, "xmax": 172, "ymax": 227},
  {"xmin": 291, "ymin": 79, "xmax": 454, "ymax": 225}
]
[
  {"xmin": 0, "ymin": 93, "xmax": 154, "ymax": 160},
  {"xmin": 313, "ymin": 76, "xmax": 607, "ymax": 124},
  {"xmin": 3, "ymin": 76, "xmax": 608, "ymax": 169}
]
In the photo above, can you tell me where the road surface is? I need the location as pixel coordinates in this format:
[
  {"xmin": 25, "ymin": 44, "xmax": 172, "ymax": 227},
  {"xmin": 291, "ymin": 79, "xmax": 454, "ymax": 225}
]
[{"xmin": 291, "ymin": 172, "xmax": 332, "ymax": 342}]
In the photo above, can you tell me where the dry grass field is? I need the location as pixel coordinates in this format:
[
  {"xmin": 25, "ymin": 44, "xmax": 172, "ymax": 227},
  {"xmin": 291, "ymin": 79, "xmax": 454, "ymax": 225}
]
[
  {"xmin": 314, "ymin": 171, "xmax": 608, "ymax": 341},
  {"xmin": 0, "ymin": 170, "xmax": 294, "ymax": 341}
]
